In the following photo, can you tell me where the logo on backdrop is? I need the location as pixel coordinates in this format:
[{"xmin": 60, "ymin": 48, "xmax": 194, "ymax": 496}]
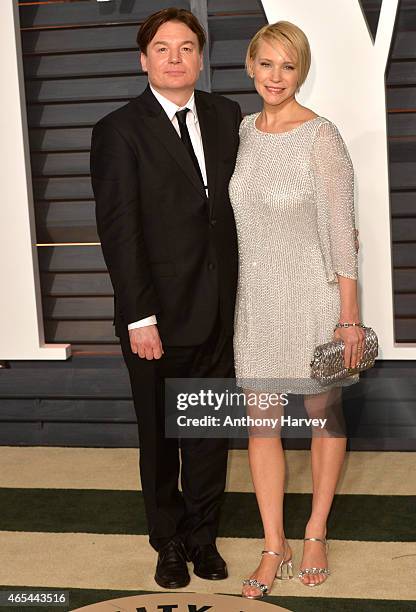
[{"xmin": 260, "ymin": 0, "xmax": 408, "ymax": 359}]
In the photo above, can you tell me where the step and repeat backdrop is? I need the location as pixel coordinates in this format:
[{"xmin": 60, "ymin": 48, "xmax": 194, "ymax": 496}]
[{"xmin": 1, "ymin": 0, "xmax": 415, "ymax": 358}]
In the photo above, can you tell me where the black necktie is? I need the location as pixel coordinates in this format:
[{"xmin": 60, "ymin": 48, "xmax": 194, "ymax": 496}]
[{"xmin": 175, "ymin": 108, "xmax": 205, "ymax": 186}]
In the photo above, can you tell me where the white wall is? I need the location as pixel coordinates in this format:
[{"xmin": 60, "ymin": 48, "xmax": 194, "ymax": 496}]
[
  {"xmin": 260, "ymin": 0, "xmax": 411, "ymax": 359},
  {"xmin": 0, "ymin": 0, "xmax": 70, "ymax": 359}
]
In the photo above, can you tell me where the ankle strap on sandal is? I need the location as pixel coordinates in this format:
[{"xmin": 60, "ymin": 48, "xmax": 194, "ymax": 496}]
[
  {"xmin": 261, "ymin": 549, "xmax": 283, "ymax": 557},
  {"xmin": 303, "ymin": 537, "xmax": 326, "ymax": 544}
]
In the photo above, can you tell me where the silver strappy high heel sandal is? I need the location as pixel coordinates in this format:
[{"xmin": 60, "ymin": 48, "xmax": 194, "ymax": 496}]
[
  {"xmin": 242, "ymin": 542, "xmax": 293, "ymax": 599},
  {"xmin": 298, "ymin": 537, "xmax": 330, "ymax": 587}
]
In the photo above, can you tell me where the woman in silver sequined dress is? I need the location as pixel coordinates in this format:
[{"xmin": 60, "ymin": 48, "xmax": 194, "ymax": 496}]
[{"xmin": 228, "ymin": 22, "xmax": 365, "ymax": 597}]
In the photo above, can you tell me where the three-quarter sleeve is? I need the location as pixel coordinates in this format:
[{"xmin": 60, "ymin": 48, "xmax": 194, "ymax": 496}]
[{"xmin": 311, "ymin": 120, "xmax": 358, "ymax": 283}]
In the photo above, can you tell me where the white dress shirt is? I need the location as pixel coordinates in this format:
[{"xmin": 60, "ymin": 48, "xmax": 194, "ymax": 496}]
[{"xmin": 127, "ymin": 85, "xmax": 208, "ymax": 331}]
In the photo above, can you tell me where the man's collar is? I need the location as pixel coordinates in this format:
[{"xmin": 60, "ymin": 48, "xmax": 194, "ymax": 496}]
[{"xmin": 149, "ymin": 84, "xmax": 196, "ymax": 121}]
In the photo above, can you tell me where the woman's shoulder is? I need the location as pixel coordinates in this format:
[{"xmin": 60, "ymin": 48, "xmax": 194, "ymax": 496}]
[
  {"xmin": 312, "ymin": 116, "xmax": 345, "ymax": 141},
  {"xmin": 238, "ymin": 112, "xmax": 258, "ymax": 134},
  {"xmin": 311, "ymin": 117, "xmax": 352, "ymax": 164}
]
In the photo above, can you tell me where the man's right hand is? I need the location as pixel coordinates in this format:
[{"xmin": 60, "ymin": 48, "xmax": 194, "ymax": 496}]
[{"xmin": 129, "ymin": 325, "xmax": 164, "ymax": 360}]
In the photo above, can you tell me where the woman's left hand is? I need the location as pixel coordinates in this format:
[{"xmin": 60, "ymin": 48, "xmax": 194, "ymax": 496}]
[{"xmin": 333, "ymin": 325, "xmax": 366, "ymax": 369}]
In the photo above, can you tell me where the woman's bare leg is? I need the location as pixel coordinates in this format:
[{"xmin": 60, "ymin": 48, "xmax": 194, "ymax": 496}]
[
  {"xmin": 299, "ymin": 387, "xmax": 346, "ymax": 585},
  {"xmin": 242, "ymin": 391, "xmax": 292, "ymax": 597}
]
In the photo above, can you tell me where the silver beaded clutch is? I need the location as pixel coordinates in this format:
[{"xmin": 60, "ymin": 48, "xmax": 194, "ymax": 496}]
[{"xmin": 310, "ymin": 327, "xmax": 378, "ymax": 386}]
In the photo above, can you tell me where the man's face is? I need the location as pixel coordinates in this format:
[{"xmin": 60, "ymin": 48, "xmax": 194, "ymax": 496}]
[{"xmin": 140, "ymin": 20, "xmax": 203, "ymax": 96}]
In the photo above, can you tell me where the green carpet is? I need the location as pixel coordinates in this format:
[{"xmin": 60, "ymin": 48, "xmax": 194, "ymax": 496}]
[
  {"xmin": 0, "ymin": 449, "xmax": 414, "ymax": 610},
  {"xmin": 0, "ymin": 489, "xmax": 414, "ymax": 541}
]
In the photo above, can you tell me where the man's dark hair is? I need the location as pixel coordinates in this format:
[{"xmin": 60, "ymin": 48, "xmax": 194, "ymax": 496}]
[{"xmin": 137, "ymin": 7, "xmax": 206, "ymax": 54}]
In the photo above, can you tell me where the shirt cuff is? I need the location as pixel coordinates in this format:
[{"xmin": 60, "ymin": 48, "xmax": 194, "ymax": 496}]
[{"xmin": 128, "ymin": 315, "xmax": 157, "ymax": 330}]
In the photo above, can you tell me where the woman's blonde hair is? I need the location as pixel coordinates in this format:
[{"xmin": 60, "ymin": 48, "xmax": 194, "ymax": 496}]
[{"xmin": 246, "ymin": 21, "xmax": 311, "ymax": 90}]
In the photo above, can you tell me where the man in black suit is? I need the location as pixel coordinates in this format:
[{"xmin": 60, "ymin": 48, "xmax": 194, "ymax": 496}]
[{"xmin": 90, "ymin": 8, "xmax": 241, "ymax": 589}]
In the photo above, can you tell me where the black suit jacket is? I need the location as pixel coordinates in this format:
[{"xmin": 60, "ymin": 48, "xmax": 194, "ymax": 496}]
[{"xmin": 90, "ymin": 85, "xmax": 241, "ymax": 345}]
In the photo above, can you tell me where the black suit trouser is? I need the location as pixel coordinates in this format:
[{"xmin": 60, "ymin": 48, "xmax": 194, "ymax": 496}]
[{"xmin": 119, "ymin": 315, "xmax": 233, "ymax": 553}]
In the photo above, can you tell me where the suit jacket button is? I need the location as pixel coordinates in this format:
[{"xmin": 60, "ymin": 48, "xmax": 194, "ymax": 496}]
[
  {"xmin": 210, "ymin": 219, "xmax": 217, "ymax": 227},
  {"xmin": 208, "ymin": 262, "xmax": 216, "ymax": 271}
]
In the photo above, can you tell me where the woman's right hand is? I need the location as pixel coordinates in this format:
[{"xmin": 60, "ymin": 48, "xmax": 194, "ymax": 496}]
[{"xmin": 333, "ymin": 325, "xmax": 366, "ymax": 369}]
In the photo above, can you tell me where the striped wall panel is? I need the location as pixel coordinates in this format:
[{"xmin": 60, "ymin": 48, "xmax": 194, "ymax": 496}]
[
  {"xmin": 388, "ymin": 1, "xmax": 416, "ymax": 337},
  {"xmin": 0, "ymin": 354, "xmax": 416, "ymax": 448}
]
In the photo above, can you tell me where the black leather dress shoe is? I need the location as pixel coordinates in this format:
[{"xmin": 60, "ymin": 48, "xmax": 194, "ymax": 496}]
[
  {"xmin": 189, "ymin": 543, "xmax": 228, "ymax": 580},
  {"xmin": 154, "ymin": 539, "xmax": 190, "ymax": 589}
]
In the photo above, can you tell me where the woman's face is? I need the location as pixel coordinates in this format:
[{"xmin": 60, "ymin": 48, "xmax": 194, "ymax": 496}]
[{"xmin": 250, "ymin": 38, "xmax": 299, "ymax": 108}]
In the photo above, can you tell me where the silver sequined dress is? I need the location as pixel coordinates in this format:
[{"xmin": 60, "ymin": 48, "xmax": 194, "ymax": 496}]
[{"xmin": 229, "ymin": 113, "xmax": 359, "ymax": 394}]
